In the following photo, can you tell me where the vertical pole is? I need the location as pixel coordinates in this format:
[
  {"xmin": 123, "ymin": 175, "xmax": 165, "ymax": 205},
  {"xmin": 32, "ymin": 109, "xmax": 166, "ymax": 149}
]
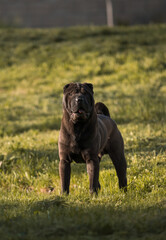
[{"xmin": 105, "ymin": 0, "xmax": 114, "ymax": 27}]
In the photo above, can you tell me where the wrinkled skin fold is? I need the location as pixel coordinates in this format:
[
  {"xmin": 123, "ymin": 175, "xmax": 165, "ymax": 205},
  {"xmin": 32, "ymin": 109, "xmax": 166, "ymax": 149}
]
[{"xmin": 58, "ymin": 83, "xmax": 127, "ymax": 194}]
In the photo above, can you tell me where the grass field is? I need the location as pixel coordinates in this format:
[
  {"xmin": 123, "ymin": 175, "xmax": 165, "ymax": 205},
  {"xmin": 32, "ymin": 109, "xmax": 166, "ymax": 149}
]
[{"xmin": 0, "ymin": 24, "xmax": 166, "ymax": 240}]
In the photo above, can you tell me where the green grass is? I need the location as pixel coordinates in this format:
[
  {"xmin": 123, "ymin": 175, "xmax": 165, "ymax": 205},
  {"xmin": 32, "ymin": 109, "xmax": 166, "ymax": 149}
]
[{"xmin": 0, "ymin": 24, "xmax": 166, "ymax": 240}]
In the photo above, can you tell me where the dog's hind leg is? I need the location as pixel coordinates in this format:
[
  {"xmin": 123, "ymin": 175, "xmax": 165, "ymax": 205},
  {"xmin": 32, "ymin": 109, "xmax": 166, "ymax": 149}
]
[
  {"xmin": 109, "ymin": 151, "xmax": 127, "ymax": 191},
  {"xmin": 107, "ymin": 133, "xmax": 127, "ymax": 191}
]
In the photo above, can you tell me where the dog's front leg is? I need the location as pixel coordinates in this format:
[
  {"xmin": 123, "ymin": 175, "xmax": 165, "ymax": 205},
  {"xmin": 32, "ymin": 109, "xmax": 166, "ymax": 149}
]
[
  {"xmin": 59, "ymin": 159, "xmax": 71, "ymax": 194},
  {"xmin": 86, "ymin": 158, "xmax": 99, "ymax": 194}
]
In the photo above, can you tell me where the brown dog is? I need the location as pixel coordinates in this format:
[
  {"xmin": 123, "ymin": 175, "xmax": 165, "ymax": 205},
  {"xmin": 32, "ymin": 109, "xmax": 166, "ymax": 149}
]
[{"xmin": 58, "ymin": 83, "xmax": 127, "ymax": 194}]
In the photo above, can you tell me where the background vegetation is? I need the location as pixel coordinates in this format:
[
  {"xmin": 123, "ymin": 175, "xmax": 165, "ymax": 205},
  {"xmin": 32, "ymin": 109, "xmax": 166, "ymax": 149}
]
[{"xmin": 0, "ymin": 24, "xmax": 166, "ymax": 239}]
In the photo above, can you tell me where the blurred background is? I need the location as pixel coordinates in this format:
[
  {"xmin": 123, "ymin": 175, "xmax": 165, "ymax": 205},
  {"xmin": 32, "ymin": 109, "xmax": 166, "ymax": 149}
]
[{"xmin": 0, "ymin": 0, "xmax": 166, "ymax": 28}]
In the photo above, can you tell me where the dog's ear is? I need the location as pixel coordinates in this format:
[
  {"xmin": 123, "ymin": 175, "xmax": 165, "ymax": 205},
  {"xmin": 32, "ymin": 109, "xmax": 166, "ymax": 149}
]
[
  {"xmin": 63, "ymin": 84, "xmax": 70, "ymax": 93},
  {"xmin": 85, "ymin": 83, "xmax": 93, "ymax": 94}
]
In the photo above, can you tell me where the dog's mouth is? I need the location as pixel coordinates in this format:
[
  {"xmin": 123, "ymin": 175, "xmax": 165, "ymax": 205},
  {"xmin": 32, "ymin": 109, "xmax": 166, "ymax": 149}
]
[
  {"xmin": 74, "ymin": 109, "xmax": 86, "ymax": 114},
  {"xmin": 70, "ymin": 108, "xmax": 90, "ymax": 123},
  {"xmin": 71, "ymin": 108, "xmax": 86, "ymax": 115}
]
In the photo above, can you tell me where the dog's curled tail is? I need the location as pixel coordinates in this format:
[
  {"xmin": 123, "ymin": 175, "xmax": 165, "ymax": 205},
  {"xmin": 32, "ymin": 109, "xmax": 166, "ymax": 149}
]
[{"xmin": 95, "ymin": 102, "xmax": 110, "ymax": 117}]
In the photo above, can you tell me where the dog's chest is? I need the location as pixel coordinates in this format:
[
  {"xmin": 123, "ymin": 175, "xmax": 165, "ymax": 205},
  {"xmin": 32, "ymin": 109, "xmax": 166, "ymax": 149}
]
[
  {"xmin": 69, "ymin": 135, "xmax": 82, "ymax": 153},
  {"xmin": 69, "ymin": 135, "xmax": 86, "ymax": 163}
]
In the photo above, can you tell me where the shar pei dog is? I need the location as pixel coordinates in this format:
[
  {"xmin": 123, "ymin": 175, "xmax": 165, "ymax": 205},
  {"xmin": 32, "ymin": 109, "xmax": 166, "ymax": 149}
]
[{"xmin": 58, "ymin": 83, "xmax": 127, "ymax": 194}]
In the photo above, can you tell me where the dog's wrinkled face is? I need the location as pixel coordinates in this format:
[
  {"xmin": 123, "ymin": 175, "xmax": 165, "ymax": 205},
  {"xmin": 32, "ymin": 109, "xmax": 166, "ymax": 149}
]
[{"xmin": 63, "ymin": 83, "xmax": 94, "ymax": 123}]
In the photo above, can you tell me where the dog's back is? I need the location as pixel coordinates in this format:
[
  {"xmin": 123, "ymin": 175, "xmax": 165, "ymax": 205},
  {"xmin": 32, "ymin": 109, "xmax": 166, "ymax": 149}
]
[{"xmin": 95, "ymin": 102, "xmax": 110, "ymax": 117}]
